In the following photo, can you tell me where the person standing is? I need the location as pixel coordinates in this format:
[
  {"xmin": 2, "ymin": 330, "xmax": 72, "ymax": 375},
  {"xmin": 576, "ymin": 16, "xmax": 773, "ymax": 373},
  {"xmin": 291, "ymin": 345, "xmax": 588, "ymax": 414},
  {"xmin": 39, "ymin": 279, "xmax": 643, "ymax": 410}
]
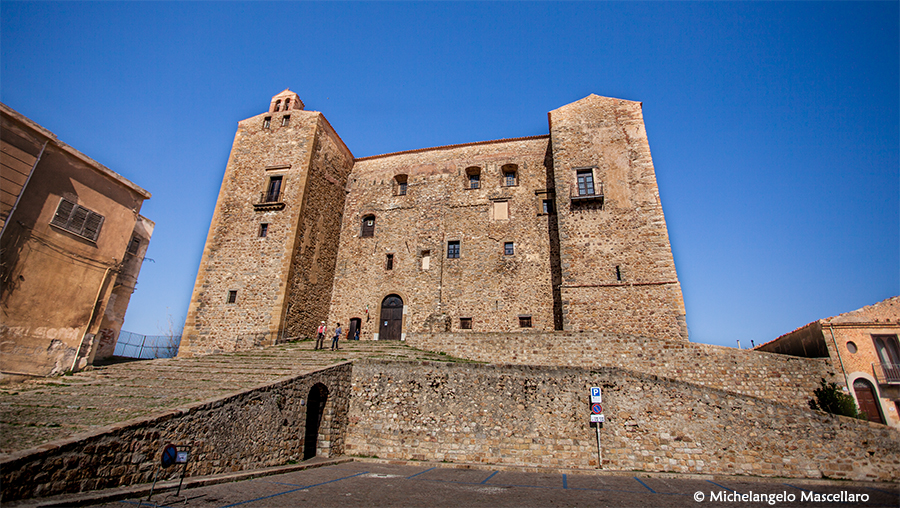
[
  {"xmin": 315, "ymin": 321, "xmax": 326, "ymax": 350},
  {"xmin": 331, "ymin": 323, "xmax": 342, "ymax": 350}
]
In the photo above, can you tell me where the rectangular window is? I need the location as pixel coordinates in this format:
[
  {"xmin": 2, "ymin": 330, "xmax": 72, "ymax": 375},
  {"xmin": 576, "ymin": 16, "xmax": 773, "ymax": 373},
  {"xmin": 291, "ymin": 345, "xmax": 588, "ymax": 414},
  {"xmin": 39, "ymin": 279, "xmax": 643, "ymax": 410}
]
[
  {"xmin": 50, "ymin": 198, "xmax": 105, "ymax": 242},
  {"xmin": 265, "ymin": 176, "xmax": 283, "ymax": 202},
  {"xmin": 386, "ymin": 253, "xmax": 394, "ymax": 270},
  {"xmin": 504, "ymin": 171, "xmax": 517, "ymax": 187},
  {"xmin": 542, "ymin": 199, "xmax": 553, "ymax": 215},
  {"xmin": 281, "ymin": 115, "xmax": 290, "ymax": 127},
  {"xmin": 577, "ymin": 169, "xmax": 595, "ymax": 196},
  {"xmin": 421, "ymin": 250, "xmax": 431, "ymax": 270},
  {"xmin": 227, "ymin": 290, "xmax": 237, "ymax": 304},
  {"xmin": 469, "ymin": 174, "xmax": 480, "ymax": 189},
  {"xmin": 398, "ymin": 182, "xmax": 407, "ymax": 195},
  {"xmin": 519, "ymin": 316, "xmax": 532, "ymax": 328},
  {"xmin": 491, "ymin": 200, "xmax": 508, "ymax": 220},
  {"xmin": 259, "ymin": 223, "xmax": 269, "ymax": 238},
  {"xmin": 460, "ymin": 317, "xmax": 473, "ymax": 330},
  {"xmin": 263, "ymin": 117, "xmax": 271, "ymax": 129},
  {"xmin": 504, "ymin": 242, "xmax": 514, "ymax": 255},
  {"xmin": 127, "ymin": 235, "xmax": 141, "ymax": 255},
  {"xmin": 447, "ymin": 241, "xmax": 460, "ymax": 259}
]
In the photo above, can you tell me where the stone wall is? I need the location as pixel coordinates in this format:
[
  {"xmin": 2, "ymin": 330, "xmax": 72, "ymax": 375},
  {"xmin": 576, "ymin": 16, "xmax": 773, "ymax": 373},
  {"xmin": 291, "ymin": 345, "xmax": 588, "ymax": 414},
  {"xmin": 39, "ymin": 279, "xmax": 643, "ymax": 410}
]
[
  {"xmin": 345, "ymin": 360, "xmax": 899, "ymax": 481},
  {"xmin": 0, "ymin": 364, "xmax": 352, "ymax": 502},
  {"xmin": 406, "ymin": 331, "xmax": 836, "ymax": 407}
]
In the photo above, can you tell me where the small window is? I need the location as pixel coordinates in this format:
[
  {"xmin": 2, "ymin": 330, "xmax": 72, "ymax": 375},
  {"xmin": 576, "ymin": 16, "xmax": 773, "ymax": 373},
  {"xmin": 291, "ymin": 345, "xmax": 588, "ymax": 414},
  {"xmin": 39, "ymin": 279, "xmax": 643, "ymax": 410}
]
[
  {"xmin": 127, "ymin": 235, "xmax": 141, "ymax": 255},
  {"xmin": 50, "ymin": 198, "xmax": 105, "ymax": 242},
  {"xmin": 466, "ymin": 167, "xmax": 481, "ymax": 189},
  {"xmin": 281, "ymin": 115, "xmax": 290, "ymax": 127},
  {"xmin": 447, "ymin": 241, "xmax": 460, "ymax": 259},
  {"xmin": 386, "ymin": 253, "xmax": 394, "ymax": 270},
  {"xmin": 846, "ymin": 341, "xmax": 858, "ymax": 354},
  {"xmin": 577, "ymin": 169, "xmax": 595, "ymax": 196},
  {"xmin": 502, "ymin": 164, "xmax": 518, "ymax": 186},
  {"xmin": 274, "ymin": 100, "xmax": 282, "ymax": 112},
  {"xmin": 361, "ymin": 215, "xmax": 376, "ymax": 238},
  {"xmin": 394, "ymin": 174, "xmax": 408, "ymax": 196},
  {"xmin": 264, "ymin": 117, "xmax": 271, "ymax": 129},
  {"xmin": 284, "ymin": 98, "xmax": 291, "ymax": 110},
  {"xmin": 615, "ymin": 265, "xmax": 622, "ymax": 281},
  {"xmin": 504, "ymin": 242, "xmax": 514, "ymax": 255},
  {"xmin": 542, "ymin": 199, "xmax": 554, "ymax": 215},
  {"xmin": 460, "ymin": 317, "xmax": 473, "ymax": 330},
  {"xmin": 421, "ymin": 250, "xmax": 431, "ymax": 270},
  {"xmin": 227, "ymin": 290, "xmax": 237, "ymax": 304},
  {"xmin": 259, "ymin": 223, "xmax": 269, "ymax": 238},
  {"xmin": 518, "ymin": 316, "xmax": 532, "ymax": 328},
  {"xmin": 265, "ymin": 176, "xmax": 283, "ymax": 202}
]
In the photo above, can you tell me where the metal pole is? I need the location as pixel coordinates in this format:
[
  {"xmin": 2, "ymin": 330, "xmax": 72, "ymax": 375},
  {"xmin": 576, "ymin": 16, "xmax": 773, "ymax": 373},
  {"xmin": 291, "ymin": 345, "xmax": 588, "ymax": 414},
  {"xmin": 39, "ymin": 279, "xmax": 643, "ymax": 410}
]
[{"xmin": 596, "ymin": 424, "xmax": 602, "ymax": 469}]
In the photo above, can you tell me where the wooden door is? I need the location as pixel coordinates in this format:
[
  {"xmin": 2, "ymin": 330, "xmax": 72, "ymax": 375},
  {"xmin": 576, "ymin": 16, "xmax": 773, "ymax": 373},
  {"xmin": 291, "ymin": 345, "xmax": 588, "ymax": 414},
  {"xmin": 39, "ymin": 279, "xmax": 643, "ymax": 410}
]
[
  {"xmin": 853, "ymin": 379, "xmax": 885, "ymax": 425},
  {"xmin": 379, "ymin": 295, "xmax": 403, "ymax": 340}
]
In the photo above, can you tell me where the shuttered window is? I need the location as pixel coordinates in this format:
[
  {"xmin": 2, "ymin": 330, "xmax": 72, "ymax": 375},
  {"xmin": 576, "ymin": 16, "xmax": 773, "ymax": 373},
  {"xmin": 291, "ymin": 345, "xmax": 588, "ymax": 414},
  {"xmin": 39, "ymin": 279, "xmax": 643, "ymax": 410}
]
[{"xmin": 50, "ymin": 198, "xmax": 104, "ymax": 242}]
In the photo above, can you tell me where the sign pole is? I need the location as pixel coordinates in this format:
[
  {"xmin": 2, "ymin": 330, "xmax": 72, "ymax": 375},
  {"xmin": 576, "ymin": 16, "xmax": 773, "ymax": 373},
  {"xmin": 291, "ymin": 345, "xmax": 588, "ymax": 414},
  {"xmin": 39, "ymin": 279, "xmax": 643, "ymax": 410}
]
[{"xmin": 596, "ymin": 423, "xmax": 602, "ymax": 469}]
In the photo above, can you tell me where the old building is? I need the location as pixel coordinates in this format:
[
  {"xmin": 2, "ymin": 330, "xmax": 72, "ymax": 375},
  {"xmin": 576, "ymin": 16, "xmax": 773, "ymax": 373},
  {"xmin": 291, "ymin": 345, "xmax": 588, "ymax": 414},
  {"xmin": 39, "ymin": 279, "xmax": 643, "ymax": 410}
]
[
  {"xmin": 180, "ymin": 91, "xmax": 687, "ymax": 356},
  {"xmin": 0, "ymin": 103, "xmax": 153, "ymax": 376},
  {"xmin": 755, "ymin": 296, "xmax": 900, "ymax": 428}
]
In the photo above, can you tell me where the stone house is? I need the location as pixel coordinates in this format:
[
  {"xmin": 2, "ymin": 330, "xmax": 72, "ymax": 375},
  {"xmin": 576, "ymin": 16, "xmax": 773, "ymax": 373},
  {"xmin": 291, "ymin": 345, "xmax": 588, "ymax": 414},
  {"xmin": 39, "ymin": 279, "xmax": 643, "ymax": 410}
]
[
  {"xmin": 180, "ymin": 90, "xmax": 687, "ymax": 356},
  {"xmin": 0, "ymin": 103, "xmax": 153, "ymax": 376},
  {"xmin": 755, "ymin": 296, "xmax": 900, "ymax": 428}
]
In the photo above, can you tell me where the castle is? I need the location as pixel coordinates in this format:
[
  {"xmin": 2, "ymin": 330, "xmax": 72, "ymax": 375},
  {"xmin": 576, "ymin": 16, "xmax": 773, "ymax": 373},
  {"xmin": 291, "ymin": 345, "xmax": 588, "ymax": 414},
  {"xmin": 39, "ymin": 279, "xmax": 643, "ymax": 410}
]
[{"xmin": 180, "ymin": 90, "xmax": 687, "ymax": 355}]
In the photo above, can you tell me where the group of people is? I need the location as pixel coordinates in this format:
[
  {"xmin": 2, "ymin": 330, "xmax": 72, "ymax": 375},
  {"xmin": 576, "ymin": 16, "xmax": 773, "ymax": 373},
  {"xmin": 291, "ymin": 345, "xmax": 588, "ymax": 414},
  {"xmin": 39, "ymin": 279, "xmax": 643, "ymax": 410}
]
[{"xmin": 314, "ymin": 321, "xmax": 359, "ymax": 350}]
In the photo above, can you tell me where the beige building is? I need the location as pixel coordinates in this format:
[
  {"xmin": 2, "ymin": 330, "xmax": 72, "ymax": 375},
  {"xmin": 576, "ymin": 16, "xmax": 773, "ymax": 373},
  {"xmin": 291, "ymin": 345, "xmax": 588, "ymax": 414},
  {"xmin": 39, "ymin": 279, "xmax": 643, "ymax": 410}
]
[
  {"xmin": 0, "ymin": 103, "xmax": 153, "ymax": 376},
  {"xmin": 180, "ymin": 90, "xmax": 687, "ymax": 356},
  {"xmin": 756, "ymin": 296, "xmax": 900, "ymax": 428}
]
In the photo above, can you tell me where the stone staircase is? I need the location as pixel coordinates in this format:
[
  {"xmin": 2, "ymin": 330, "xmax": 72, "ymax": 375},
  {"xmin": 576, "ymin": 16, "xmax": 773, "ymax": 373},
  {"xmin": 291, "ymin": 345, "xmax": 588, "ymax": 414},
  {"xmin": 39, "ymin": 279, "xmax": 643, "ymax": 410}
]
[{"xmin": 0, "ymin": 339, "xmax": 470, "ymax": 457}]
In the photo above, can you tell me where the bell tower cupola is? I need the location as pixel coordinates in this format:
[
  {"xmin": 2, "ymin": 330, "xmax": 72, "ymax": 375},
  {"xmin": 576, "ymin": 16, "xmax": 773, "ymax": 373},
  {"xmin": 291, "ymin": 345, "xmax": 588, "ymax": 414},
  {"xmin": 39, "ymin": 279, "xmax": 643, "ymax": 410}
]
[{"xmin": 270, "ymin": 89, "xmax": 304, "ymax": 113}]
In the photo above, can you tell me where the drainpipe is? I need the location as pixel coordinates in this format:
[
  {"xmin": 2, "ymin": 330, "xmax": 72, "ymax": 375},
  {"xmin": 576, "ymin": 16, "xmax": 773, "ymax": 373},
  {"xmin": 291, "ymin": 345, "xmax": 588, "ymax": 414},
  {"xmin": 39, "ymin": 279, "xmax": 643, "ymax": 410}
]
[
  {"xmin": 71, "ymin": 266, "xmax": 114, "ymax": 372},
  {"xmin": 828, "ymin": 324, "xmax": 851, "ymax": 391}
]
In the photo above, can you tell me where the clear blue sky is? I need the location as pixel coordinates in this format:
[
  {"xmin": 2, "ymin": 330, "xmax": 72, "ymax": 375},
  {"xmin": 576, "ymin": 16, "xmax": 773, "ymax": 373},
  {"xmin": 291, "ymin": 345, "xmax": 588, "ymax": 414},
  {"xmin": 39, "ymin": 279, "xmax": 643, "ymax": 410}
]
[{"xmin": 2, "ymin": 2, "xmax": 897, "ymax": 348}]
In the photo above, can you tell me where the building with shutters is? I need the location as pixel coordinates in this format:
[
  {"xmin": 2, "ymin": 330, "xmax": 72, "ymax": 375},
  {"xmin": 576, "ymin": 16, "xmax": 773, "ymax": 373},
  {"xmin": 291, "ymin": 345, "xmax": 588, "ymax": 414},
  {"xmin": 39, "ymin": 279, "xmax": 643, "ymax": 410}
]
[
  {"xmin": 180, "ymin": 90, "xmax": 687, "ymax": 356},
  {"xmin": 755, "ymin": 296, "xmax": 900, "ymax": 429},
  {"xmin": 0, "ymin": 103, "xmax": 154, "ymax": 377}
]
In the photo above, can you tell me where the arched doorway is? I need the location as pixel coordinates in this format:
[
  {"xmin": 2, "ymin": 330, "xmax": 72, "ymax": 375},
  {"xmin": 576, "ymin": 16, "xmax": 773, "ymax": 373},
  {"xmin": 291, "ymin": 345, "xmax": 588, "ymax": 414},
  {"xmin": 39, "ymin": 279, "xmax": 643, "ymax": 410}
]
[
  {"xmin": 379, "ymin": 294, "xmax": 403, "ymax": 341},
  {"xmin": 852, "ymin": 378, "xmax": 885, "ymax": 425},
  {"xmin": 303, "ymin": 383, "xmax": 328, "ymax": 460}
]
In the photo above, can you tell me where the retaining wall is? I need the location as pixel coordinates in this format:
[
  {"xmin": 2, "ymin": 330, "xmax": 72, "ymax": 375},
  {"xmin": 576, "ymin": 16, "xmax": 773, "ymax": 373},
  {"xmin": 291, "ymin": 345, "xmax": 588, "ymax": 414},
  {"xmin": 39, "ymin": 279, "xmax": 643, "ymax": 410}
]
[
  {"xmin": 406, "ymin": 332, "xmax": 835, "ymax": 407},
  {"xmin": 345, "ymin": 360, "xmax": 900, "ymax": 481},
  {"xmin": 0, "ymin": 363, "xmax": 352, "ymax": 502}
]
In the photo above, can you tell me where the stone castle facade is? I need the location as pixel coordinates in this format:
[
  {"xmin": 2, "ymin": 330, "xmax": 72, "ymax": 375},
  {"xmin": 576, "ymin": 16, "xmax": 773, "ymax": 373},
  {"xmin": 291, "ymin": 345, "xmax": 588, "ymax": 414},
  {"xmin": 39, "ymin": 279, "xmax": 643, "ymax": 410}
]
[{"xmin": 180, "ymin": 90, "xmax": 687, "ymax": 356}]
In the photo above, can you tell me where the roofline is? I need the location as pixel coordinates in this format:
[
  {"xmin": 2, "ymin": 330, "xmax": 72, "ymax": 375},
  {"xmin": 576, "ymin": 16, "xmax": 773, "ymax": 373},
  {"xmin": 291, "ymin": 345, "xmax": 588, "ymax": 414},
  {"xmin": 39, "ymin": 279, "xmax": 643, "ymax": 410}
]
[
  {"xmin": 354, "ymin": 134, "xmax": 550, "ymax": 162},
  {"xmin": 0, "ymin": 102, "xmax": 151, "ymax": 200}
]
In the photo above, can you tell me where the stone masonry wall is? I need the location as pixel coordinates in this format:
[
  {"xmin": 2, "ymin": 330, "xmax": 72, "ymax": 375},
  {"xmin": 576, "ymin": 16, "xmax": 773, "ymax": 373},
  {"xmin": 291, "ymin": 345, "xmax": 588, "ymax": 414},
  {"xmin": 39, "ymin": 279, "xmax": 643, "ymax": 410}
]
[
  {"xmin": 0, "ymin": 364, "xmax": 351, "ymax": 502},
  {"xmin": 328, "ymin": 137, "xmax": 557, "ymax": 339},
  {"xmin": 549, "ymin": 95, "xmax": 687, "ymax": 340},
  {"xmin": 346, "ymin": 360, "xmax": 899, "ymax": 481},
  {"xmin": 406, "ymin": 332, "xmax": 836, "ymax": 408}
]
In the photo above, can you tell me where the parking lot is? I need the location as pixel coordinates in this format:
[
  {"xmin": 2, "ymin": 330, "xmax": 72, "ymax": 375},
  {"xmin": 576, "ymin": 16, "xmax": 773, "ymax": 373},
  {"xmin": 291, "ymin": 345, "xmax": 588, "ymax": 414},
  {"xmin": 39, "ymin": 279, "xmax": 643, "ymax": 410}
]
[{"xmin": 89, "ymin": 461, "xmax": 898, "ymax": 508}]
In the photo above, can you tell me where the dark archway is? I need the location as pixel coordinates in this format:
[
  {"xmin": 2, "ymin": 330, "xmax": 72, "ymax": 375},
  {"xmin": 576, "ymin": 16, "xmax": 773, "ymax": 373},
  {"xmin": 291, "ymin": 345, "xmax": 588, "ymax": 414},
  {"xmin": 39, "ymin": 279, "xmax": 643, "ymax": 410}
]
[
  {"xmin": 303, "ymin": 383, "xmax": 328, "ymax": 460},
  {"xmin": 348, "ymin": 317, "xmax": 362, "ymax": 341},
  {"xmin": 853, "ymin": 378, "xmax": 885, "ymax": 425},
  {"xmin": 379, "ymin": 294, "xmax": 403, "ymax": 341}
]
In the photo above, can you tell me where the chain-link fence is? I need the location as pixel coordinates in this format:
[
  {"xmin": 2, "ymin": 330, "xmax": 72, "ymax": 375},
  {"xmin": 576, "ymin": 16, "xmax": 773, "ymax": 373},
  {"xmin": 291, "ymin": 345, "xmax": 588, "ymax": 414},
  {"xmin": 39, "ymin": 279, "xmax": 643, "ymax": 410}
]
[{"xmin": 113, "ymin": 330, "xmax": 181, "ymax": 359}]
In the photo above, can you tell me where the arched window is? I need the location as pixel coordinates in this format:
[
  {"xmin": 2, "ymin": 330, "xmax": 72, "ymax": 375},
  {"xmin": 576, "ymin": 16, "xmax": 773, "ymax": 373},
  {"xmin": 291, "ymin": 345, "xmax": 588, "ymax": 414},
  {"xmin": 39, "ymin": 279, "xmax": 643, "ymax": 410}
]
[
  {"xmin": 502, "ymin": 164, "xmax": 518, "ymax": 187},
  {"xmin": 274, "ymin": 100, "xmax": 282, "ymax": 112},
  {"xmin": 465, "ymin": 166, "xmax": 481, "ymax": 189},
  {"xmin": 284, "ymin": 98, "xmax": 291, "ymax": 110},
  {"xmin": 394, "ymin": 174, "xmax": 408, "ymax": 196},
  {"xmin": 361, "ymin": 215, "xmax": 376, "ymax": 238}
]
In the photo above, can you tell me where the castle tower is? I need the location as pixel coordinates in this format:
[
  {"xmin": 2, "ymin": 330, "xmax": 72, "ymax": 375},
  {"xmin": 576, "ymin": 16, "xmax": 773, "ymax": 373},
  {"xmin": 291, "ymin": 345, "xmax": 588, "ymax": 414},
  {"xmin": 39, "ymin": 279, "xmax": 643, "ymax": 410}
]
[
  {"xmin": 548, "ymin": 95, "xmax": 688, "ymax": 340},
  {"xmin": 179, "ymin": 90, "xmax": 354, "ymax": 356}
]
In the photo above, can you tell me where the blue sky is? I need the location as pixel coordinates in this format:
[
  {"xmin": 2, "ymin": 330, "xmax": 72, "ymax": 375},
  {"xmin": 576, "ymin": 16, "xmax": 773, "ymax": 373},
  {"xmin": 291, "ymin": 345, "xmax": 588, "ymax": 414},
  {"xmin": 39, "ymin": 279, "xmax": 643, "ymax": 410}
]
[{"xmin": 2, "ymin": 2, "xmax": 897, "ymax": 348}]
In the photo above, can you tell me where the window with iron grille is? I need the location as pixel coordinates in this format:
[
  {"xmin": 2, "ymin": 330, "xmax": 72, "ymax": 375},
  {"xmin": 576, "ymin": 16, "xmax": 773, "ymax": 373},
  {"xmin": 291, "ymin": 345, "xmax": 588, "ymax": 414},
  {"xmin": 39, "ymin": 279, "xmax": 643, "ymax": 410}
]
[
  {"xmin": 447, "ymin": 241, "xmax": 460, "ymax": 259},
  {"xmin": 50, "ymin": 198, "xmax": 104, "ymax": 242},
  {"xmin": 460, "ymin": 317, "xmax": 472, "ymax": 330},
  {"xmin": 577, "ymin": 169, "xmax": 595, "ymax": 196},
  {"xmin": 504, "ymin": 242, "xmax": 514, "ymax": 255}
]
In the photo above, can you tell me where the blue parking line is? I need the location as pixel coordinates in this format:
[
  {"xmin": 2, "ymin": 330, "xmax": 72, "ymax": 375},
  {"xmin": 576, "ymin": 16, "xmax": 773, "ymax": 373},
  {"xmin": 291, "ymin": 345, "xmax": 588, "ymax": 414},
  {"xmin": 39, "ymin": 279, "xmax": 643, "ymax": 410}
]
[
  {"xmin": 406, "ymin": 467, "xmax": 436, "ymax": 479},
  {"xmin": 562, "ymin": 473, "xmax": 568, "ymax": 489},
  {"xmin": 481, "ymin": 471, "xmax": 499, "ymax": 484},
  {"xmin": 219, "ymin": 471, "xmax": 368, "ymax": 508},
  {"xmin": 783, "ymin": 483, "xmax": 812, "ymax": 492},
  {"xmin": 633, "ymin": 477, "xmax": 656, "ymax": 493},
  {"xmin": 707, "ymin": 480, "xmax": 735, "ymax": 492}
]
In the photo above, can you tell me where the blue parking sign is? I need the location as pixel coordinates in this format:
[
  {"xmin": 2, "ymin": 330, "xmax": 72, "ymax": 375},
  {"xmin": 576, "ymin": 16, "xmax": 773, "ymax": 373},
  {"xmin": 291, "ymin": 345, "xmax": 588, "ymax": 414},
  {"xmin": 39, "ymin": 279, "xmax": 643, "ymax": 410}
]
[{"xmin": 590, "ymin": 387, "xmax": 602, "ymax": 403}]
